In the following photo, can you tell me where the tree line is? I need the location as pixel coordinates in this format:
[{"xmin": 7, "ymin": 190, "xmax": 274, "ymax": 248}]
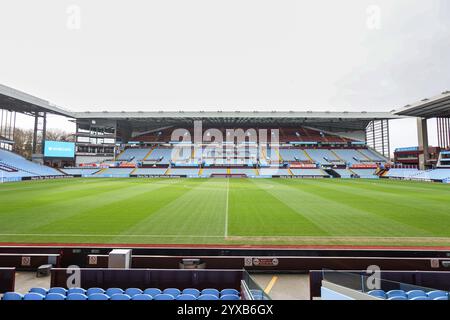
[{"xmin": 12, "ymin": 128, "xmax": 74, "ymax": 159}]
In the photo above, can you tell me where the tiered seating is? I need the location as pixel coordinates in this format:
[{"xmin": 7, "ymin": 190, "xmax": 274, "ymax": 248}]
[
  {"xmin": 385, "ymin": 168, "xmax": 423, "ymax": 179},
  {"xmin": 332, "ymin": 149, "xmax": 365, "ymax": 165},
  {"xmin": 2, "ymin": 287, "xmax": 241, "ymax": 301},
  {"xmin": 305, "ymin": 149, "xmax": 341, "ymax": 165},
  {"xmin": 96, "ymin": 168, "xmax": 134, "ymax": 177},
  {"xmin": 0, "ymin": 149, "xmax": 63, "ymax": 177},
  {"xmin": 290, "ymin": 169, "xmax": 328, "ymax": 177},
  {"xmin": 367, "ymin": 289, "xmax": 448, "ymax": 300},
  {"xmin": 413, "ymin": 169, "xmax": 450, "ymax": 181},
  {"xmin": 258, "ymin": 168, "xmax": 291, "ymax": 176},
  {"xmin": 201, "ymin": 168, "xmax": 228, "ymax": 177},
  {"xmin": 278, "ymin": 149, "xmax": 309, "ymax": 162},
  {"xmin": 333, "ymin": 169, "xmax": 353, "ymax": 178},
  {"xmin": 146, "ymin": 147, "xmax": 173, "ymax": 164},
  {"xmin": 229, "ymin": 168, "xmax": 258, "ymax": 177},
  {"xmin": 61, "ymin": 168, "xmax": 100, "ymax": 176},
  {"xmin": 358, "ymin": 149, "xmax": 386, "ymax": 162},
  {"xmin": 350, "ymin": 169, "xmax": 378, "ymax": 179},
  {"xmin": 133, "ymin": 168, "xmax": 167, "ymax": 175},
  {"xmin": 117, "ymin": 148, "xmax": 152, "ymax": 162},
  {"xmin": 167, "ymin": 168, "xmax": 199, "ymax": 176}
]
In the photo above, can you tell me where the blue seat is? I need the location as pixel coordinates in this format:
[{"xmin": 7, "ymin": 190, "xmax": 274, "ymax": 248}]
[
  {"xmin": 367, "ymin": 290, "xmax": 386, "ymax": 299},
  {"xmin": 182, "ymin": 288, "xmax": 200, "ymax": 298},
  {"xmin": 221, "ymin": 289, "xmax": 239, "ymax": 297},
  {"xmin": 176, "ymin": 294, "xmax": 197, "ymax": 301},
  {"xmin": 387, "ymin": 290, "xmax": 407, "ymax": 299},
  {"xmin": 110, "ymin": 294, "xmax": 131, "ymax": 301},
  {"xmin": 125, "ymin": 288, "xmax": 143, "ymax": 297},
  {"xmin": 2, "ymin": 292, "xmax": 23, "ymax": 300},
  {"xmin": 201, "ymin": 289, "xmax": 220, "ymax": 297},
  {"xmin": 388, "ymin": 296, "xmax": 407, "ymax": 300},
  {"xmin": 29, "ymin": 287, "xmax": 48, "ymax": 296},
  {"xmin": 67, "ymin": 287, "xmax": 86, "ymax": 295},
  {"xmin": 220, "ymin": 294, "xmax": 240, "ymax": 300},
  {"xmin": 88, "ymin": 293, "xmax": 110, "ymax": 300},
  {"xmin": 23, "ymin": 293, "xmax": 45, "ymax": 301},
  {"xmin": 407, "ymin": 290, "xmax": 427, "ymax": 300},
  {"xmin": 131, "ymin": 294, "xmax": 153, "ymax": 301},
  {"xmin": 198, "ymin": 294, "xmax": 219, "ymax": 301},
  {"xmin": 106, "ymin": 288, "xmax": 124, "ymax": 297},
  {"xmin": 144, "ymin": 288, "xmax": 162, "ymax": 297},
  {"xmin": 48, "ymin": 287, "xmax": 67, "ymax": 296},
  {"xmin": 45, "ymin": 293, "xmax": 66, "ymax": 300},
  {"xmin": 87, "ymin": 288, "xmax": 105, "ymax": 295},
  {"xmin": 154, "ymin": 294, "xmax": 175, "ymax": 301},
  {"xmin": 66, "ymin": 293, "xmax": 88, "ymax": 300},
  {"xmin": 434, "ymin": 296, "xmax": 448, "ymax": 301},
  {"xmin": 427, "ymin": 291, "xmax": 448, "ymax": 300},
  {"xmin": 410, "ymin": 296, "xmax": 430, "ymax": 300},
  {"xmin": 163, "ymin": 288, "xmax": 181, "ymax": 298}
]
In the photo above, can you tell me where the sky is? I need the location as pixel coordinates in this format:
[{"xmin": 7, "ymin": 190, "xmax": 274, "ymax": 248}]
[{"xmin": 1, "ymin": 0, "xmax": 449, "ymax": 153}]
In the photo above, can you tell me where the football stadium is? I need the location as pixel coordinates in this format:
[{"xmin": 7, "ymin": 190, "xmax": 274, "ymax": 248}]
[
  {"xmin": 1, "ymin": 1, "xmax": 450, "ymax": 310},
  {"xmin": 1, "ymin": 83, "xmax": 450, "ymax": 303}
]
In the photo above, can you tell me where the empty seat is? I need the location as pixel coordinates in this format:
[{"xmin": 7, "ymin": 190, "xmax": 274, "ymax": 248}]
[
  {"xmin": 427, "ymin": 290, "xmax": 448, "ymax": 300},
  {"xmin": 131, "ymin": 294, "xmax": 153, "ymax": 301},
  {"xmin": 182, "ymin": 288, "xmax": 200, "ymax": 298},
  {"xmin": 433, "ymin": 296, "xmax": 448, "ymax": 301},
  {"xmin": 154, "ymin": 294, "xmax": 175, "ymax": 301},
  {"xmin": 144, "ymin": 288, "xmax": 162, "ymax": 297},
  {"xmin": 105, "ymin": 288, "xmax": 124, "ymax": 297},
  {"xmin": 367, "ymin": 290, "xmax": 386, "ymax": 299},
  {"xmin": 125, "ymin": 288, "xmax": 143, "ymax": 297},
  {"xmin": 201, "ymin": 289, "xmax": 220, "ymax": 297},
  {"xmin": 67, "ymin": 287, "xmax": 86, "ymax": 295},
  {"xmin": 88, "ymin": 293, "xmax": 110, "ymax": 300},
  {"xmin": 221, "ymin": 289, "xmax": 239, "ymax": 297},
  {"xmin": 87, "ymin": 288, "xmax": 105, "ymax": 295},
  {"xmin": 48, "ymin": 287, "xmax": 67, "ymax": 296},
  {"xmin": 2, "ymin": 292, "xmax": 23, "ymax": 300},
  {"xmin": 220, "ymin": 294, "xmax": 240, "ymax": 300},
  {"xmin": 163, "ymin": 288, "xmax": 181, "ymax": 298},
  {"xmin": 29, "ymin": 287, "xmax": 48, "ymax": 296},
  {"xmin": 23, "ymin": 293, "xmax": 45, "ymax": 301},
  {"xmin": 176, "ymin": 294, "xmax": 197, "ymax": 301},
  {"xmin": 407, "ymin": 290, "xmax": 427, "ymax": 299},
  {"xmin": 45, "ymin": 293, "xmax": 66, "ymax": 300},
  {"xmin": 198, "ymin": 294, "xmax": 219, "ymax": 301},
  {"xmin": 387, "ymin": 290, "xmax": 407, "ymax": 299},
  {"xmin": 66, "ymin": 293, "xmax": 88, "ymax": 300},
  {"xmin": 388, "ymin": 296, "xmax": 407, "ymax": 300},
  {"xmin": 110, "ymin": 294, "xmax": 131, "ymax": 301},
  {"xmin": 410, "ymin": 296, "xmax": 430, "ymax": 300}
]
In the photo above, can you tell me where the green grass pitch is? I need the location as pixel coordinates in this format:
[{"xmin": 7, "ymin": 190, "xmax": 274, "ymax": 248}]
[{"xmin": 0, "ymin": 178, "xmax": 449, "ymax": 247}]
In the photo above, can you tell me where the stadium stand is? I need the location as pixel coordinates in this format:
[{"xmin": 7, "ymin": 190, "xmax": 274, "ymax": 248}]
[
  {"xmin": 385, "ymin": 168, "xmax": 423, "ymax": 179},
  {"xmin": 290, "ymin": 168, "xmax": 328, "ymax": 177},
  {"xmin": 2, "ymin": 287, "xmax": 241, "ymax": 301},
  {"xmin": 95, "ymin": 168, "xmax": 135, "ymax": 177},
  {"xmin": 117, "ymin": 148, "xmax": 152, "ymax": 162},
  {"xmin": 0, "ymin": 149, "xmax": 63, "ymax": 180},
  {"xmin": 132, "ymin": 168, "xmax": 168, "ymax": 176},
  {"xmin": 279, "ymin": 148, "xmax": 310, "ymax": 162},
  {"xmin": 61, "ymin": 168, "xmax": 100, "ymax": 176},
  {"xmin": 167, "ymin": 168, "xmax": 200, "ymax": 176},
  {"xmin": 304, "ymin": 149, "xmax": 342, "ymax": 165},
  {"xmin": 350, "ymin": 168, "xmax": 378, "ymax": 179},
  {"xmin": 332, "ymin": 149, "xmax": 367, "ymax": 165},
  {"xmin": 333, "ymin": 169, "xmax": 354, "ymax": 178}
]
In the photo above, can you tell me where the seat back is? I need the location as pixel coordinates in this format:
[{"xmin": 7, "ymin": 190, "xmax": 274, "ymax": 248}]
[
  {"xmin": 88, "ymin": 293, "xmax": 110, "ymax": 300},
  {"xmin": 45, "ymin": 293, "xmax": 66, "ymax": 300},
  {"xmin": 154, "ymin": 294, "xmax": 175, "ymax": 301},
  {"xmin": 66, "ymin": 293, "xmax": 88, "ymax": 300},
  {"xmin": 176, "ymin": 294, "xmax": 197, "ymax": 301},
  {"xmin": 198, "ymin": 294, "xmax": 219, "ymax": 301},
  {"xmin": 2, "ymin": 292, "xmax": 23, "ymax": 300}
]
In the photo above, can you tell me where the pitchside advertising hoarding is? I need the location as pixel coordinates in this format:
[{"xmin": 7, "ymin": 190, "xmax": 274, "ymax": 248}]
[{"xmin": 44, "ymin": 141, "xmax": 75, "ymax": 158}]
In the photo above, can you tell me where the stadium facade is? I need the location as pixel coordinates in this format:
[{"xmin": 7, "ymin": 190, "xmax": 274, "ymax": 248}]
[{"xmin": 1, "ymin": 83, "xmax": 450, "ymax": 182}]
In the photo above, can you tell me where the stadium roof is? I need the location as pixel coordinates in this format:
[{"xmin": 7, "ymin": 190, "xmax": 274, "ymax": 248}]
[
  {"xmin": 0, "ymin": 84, "xmax": 73, "ymax": 117},
  {"xmin": 393, "ymin": 90, "xmax": 450, "ymax": 118},
  {"xmin": 73, "ymin": 110, "xmax": 400, "ymax": 131},
  {"xmin": 0, "ymin": 83, "xmax": 400, "ymax": 130}
]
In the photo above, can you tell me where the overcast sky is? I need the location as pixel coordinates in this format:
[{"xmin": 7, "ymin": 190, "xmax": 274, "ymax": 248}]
[{"xmin": 1, "ymin": 0, "xmax": 449, "ymax": 152}]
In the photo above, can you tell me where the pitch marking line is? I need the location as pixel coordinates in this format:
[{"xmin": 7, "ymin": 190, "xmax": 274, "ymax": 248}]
[
  {"xmin": 264, "ymin": 276, "xmax": 278, "ymax": 294},
  {"xmin": 224, "ymin": 177, "xmax": 230, "ymax": 238},
  {"xmin": 0, "ymin": 233, "xmax": 224, "ymax": 238}
]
